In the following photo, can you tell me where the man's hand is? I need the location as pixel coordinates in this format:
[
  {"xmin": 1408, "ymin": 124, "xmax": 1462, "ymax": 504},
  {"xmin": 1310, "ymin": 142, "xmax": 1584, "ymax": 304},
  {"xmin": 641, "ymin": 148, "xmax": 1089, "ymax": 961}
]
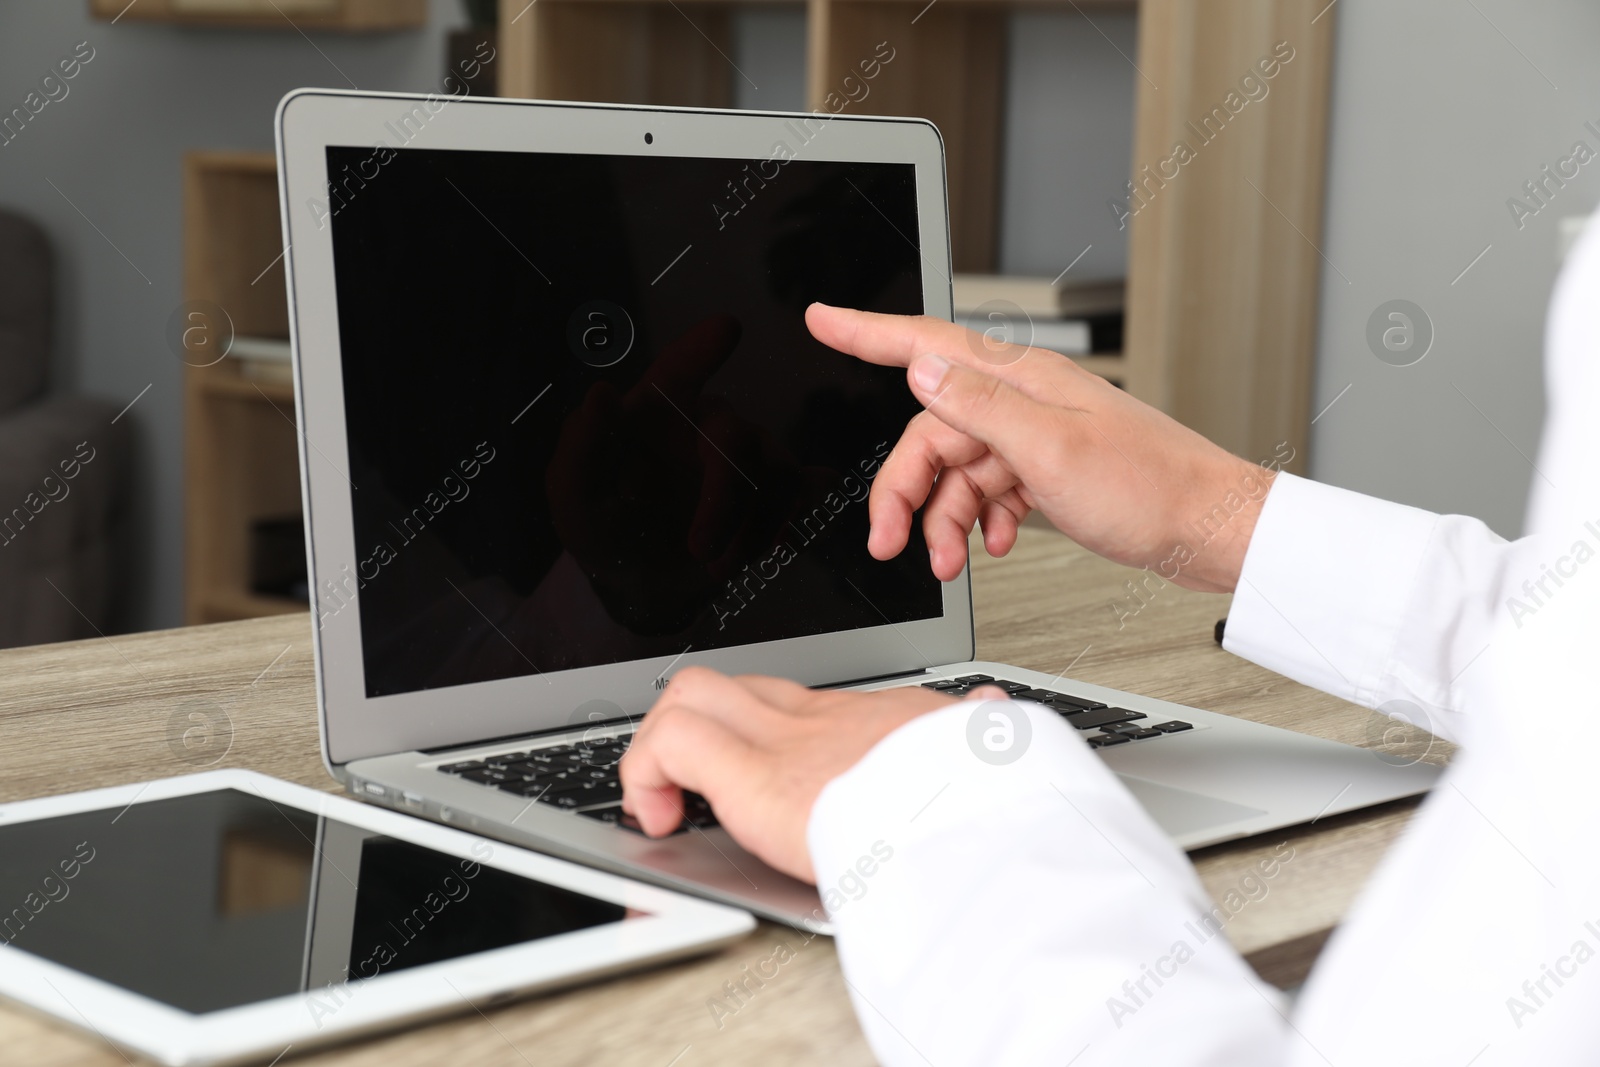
[
  {"xmin": 806, "ymin": 303, "xmax": 1275, "ymax": 594},
  {"xmin": 622, "ymin": 308, "xmax": 1274, "ymax": 885},
  {"xmin": 619, "ymin": 666, "xmax": 1006, "ymax": 882}
]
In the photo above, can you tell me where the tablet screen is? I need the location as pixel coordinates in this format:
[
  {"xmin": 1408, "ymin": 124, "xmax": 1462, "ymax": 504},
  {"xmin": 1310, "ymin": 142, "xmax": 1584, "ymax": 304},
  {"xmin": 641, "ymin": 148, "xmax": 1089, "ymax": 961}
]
[{"xmin": 0, "ymin": 789, "xmax": 634, "ymax": 1014}]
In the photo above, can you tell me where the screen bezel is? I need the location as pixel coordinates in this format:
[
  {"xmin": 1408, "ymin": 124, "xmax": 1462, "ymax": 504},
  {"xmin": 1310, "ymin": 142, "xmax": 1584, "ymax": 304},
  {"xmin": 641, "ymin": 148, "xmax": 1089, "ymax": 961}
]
[
  {"xmin": 0, "ymin": 770, "xmax": 753, "ymax": 1065},
  {"xmin": 275, "ymin": 90, "xmax": 974, "ymax": 767}
]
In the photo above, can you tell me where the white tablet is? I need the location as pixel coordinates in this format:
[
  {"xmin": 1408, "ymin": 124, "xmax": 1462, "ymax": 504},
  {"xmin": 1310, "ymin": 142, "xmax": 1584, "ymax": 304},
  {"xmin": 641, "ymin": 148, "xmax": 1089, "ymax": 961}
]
[{"xmin": 0, "ymin": 770, "xmax": 755, "ymax": 1065}]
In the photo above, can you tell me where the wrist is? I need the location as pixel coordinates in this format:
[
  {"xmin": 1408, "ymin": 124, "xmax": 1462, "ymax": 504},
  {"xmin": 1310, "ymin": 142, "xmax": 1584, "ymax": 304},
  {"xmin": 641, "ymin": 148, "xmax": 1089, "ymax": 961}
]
[
  {"xmin": 1164, "ymin": 458, "xmax": 1276, "ymax": 594},
  {"xmin": 1212, "ymin": 464, "xmax": 1273, "ymax": 592}
]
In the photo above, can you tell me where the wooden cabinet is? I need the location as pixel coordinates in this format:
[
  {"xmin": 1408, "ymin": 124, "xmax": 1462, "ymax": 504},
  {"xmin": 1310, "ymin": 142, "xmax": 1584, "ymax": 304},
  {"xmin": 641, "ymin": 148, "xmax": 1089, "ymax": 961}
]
[
  {"xmin": 1125, "ymin": 0, "xmax": 1333, "ymax": 471},
  {"xmin": 182, "ymin": 153, "xmax": 306, "ymax": 624}
]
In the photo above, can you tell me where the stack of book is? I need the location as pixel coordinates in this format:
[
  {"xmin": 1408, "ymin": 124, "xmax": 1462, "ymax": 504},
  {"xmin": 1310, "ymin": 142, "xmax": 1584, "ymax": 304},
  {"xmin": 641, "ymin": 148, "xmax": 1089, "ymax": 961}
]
[
  {"xmin": 951, "ymin": 275, "xmax": 1125, "ymax": 358},
  {"xmin": 229, "ymin": 336, "xmax": 294, "ymax": 384}
]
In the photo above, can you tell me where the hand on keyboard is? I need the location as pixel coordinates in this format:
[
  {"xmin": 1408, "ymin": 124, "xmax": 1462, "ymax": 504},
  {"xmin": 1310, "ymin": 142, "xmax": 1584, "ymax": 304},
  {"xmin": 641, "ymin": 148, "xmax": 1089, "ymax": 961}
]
[
  {"xmin": 440, "ymin": 669, "xmax": 1192, "ymax": 875},
  {"xmin": 619, "ymin": 666, "xmax": 1007, "ymax": 884}
]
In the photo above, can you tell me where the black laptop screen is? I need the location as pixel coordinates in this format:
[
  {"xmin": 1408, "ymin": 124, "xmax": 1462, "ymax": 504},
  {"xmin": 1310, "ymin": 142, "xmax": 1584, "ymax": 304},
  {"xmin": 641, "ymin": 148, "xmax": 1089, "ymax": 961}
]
[{"xmin": 323, "ymin": 145, "xmax": 942, "ymax": 698}]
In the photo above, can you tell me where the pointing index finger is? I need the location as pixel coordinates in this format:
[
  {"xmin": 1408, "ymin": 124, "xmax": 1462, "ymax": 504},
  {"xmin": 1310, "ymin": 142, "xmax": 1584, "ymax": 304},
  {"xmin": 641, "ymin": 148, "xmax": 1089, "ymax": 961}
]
[
  {"xmin": 806, "ymin": 303, "xmax": 1100, "ymax": 410},
  {"xmin": 805, "ymin": 303, "xmax": 970, "ymax": 369}
]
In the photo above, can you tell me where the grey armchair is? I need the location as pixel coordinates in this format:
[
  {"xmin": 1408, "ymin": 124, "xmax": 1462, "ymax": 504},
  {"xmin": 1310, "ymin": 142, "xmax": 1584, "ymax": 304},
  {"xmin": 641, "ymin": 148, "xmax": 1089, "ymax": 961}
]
[{"xmin": 0, "ymin": 207, "xmax": 129, "ymax": 648}]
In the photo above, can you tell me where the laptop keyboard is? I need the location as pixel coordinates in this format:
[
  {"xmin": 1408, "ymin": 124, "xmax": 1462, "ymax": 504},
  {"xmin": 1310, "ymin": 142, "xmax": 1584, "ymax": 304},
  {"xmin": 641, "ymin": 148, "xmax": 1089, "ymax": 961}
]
[
  {"xmin": 921, "ymin": 675, "xmax": 1193, "ymax": 749},
  {"xmin": 434, "ymin": 676, "xmax": 1192, "ymax": 829},
  {"xmin": 437, "ymin": 737, "xmax": 717, "ymax": 836}
]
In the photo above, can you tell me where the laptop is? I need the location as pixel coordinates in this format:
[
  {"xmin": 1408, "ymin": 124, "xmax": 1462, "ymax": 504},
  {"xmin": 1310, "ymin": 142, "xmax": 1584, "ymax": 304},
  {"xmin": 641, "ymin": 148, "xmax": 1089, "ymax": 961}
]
[{"xmin": 274, "ymin": 90, "xmax": 1441, "ymax": 928}]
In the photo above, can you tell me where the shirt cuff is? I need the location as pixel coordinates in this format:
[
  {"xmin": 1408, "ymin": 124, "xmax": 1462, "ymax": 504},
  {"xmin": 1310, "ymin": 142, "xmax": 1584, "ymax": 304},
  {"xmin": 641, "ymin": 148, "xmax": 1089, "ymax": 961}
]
[
  {"xmin": 805, "ymin": 701, "xmax": 1195, "ymax": 908},
  {"xmin": 805, "ymin": 700, "xmax": 1285, "ymax": 1065},
  {"xmin": 1223, "ymin": 471, "xmax": 1441, "ymax": 708}
]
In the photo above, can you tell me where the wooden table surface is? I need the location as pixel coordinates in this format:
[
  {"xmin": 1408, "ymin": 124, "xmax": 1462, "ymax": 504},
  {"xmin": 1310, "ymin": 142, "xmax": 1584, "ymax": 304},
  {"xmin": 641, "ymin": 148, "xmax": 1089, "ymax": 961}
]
[{"xmin": 0, "ymin": 528, "xmax": 1446, "ymax": 1065}]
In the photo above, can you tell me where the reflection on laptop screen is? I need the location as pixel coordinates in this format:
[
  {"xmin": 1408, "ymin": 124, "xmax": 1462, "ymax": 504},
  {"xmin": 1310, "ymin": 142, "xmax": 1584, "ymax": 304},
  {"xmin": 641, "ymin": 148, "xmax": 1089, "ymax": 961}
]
[{"xmin": 324, "ymin": 146, "xmax": 942, "ymax": 698}]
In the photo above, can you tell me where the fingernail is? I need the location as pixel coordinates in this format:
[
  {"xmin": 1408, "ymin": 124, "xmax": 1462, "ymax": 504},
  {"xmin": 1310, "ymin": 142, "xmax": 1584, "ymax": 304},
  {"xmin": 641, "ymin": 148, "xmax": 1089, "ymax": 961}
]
[{"xmin": 912, "ymin": 353, "xmax": 949, "ymax": 393}]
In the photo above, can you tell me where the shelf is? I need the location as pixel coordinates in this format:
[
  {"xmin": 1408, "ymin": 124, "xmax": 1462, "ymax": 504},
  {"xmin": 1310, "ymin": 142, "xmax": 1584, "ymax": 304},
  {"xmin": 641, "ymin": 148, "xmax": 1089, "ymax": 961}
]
[
  {"xmin": 185, "ymin": 151, "xmax": 306, "ymax": 626},
  {"xmin": 183, "ymin": 155, "xmax": 284, "ymax": 338},
  {"xmin": 200, "ymin": 373, "xmax": 295, "ymax": 406},
  {"xmin": 89, "ymin": 0, "xmax": 426, "ymax": 30},
  {"xmin": 200, "ymin": 590, "xmax": 308, "ymax": 625}
]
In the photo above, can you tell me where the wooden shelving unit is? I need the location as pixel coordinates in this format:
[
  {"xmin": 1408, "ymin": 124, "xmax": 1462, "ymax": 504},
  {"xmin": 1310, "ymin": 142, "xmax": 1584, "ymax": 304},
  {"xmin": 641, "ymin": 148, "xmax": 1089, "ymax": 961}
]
[
  {"xmin": 1124, "ymin": 0, "xmax": 1332, "ymax": 469},
  {"xmin": 90, "ymin": 0, "xmax": 426, "ymax": 30},
  {"xmin": 199, "ymin": 375, "xmax": 295, "ymax": 404},
  {"xmin": 498, "ymin": 0, "xmax": 1335, "ymax": 470},
  {"xmin": 182, "ymin": 153, "xmax": 307, "ymax": 625},
  {"xmin": 178, "ymin": 1, "xmax": 1331, "ymax": 624}
]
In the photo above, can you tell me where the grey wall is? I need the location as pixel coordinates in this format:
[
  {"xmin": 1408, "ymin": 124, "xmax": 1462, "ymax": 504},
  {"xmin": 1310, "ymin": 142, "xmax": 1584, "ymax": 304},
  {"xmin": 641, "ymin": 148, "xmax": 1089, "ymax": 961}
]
[
  {"xmin": 0, "ymin": 0, "xmax": 470, "ymax": 633},
  {"xmin": 1310, "ymin": 1, "xmax": 1600, "ymax": 538},
  {"xmin": 732, "ymin": 5, "xmax": 807, "ymax": 113},
  {"xmin": 734, "ymin": 5, "xmax": 1138, "ymax": 282},
  {"xmin": 998, "ymin": 8, "xmax": 1137, "ymax": 282}
]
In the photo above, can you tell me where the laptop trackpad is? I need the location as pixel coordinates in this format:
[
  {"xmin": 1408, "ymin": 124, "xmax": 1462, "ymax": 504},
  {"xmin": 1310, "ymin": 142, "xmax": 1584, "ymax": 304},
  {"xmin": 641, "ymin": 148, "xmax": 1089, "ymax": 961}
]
[{"xmin": 1117, "ymin": 775, "xmax": 1267, "ymax": 838}]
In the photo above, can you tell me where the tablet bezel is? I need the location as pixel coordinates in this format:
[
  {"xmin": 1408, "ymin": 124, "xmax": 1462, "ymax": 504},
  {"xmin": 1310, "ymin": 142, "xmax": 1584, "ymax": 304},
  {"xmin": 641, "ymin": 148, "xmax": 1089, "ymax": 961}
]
[
  {"xmin": 273, "ymin": 89, "xmax": 974, "ymax": 770},
  {"xmin": 0, "ymin": 770, "xmax": 754, "ymax": 1066}
]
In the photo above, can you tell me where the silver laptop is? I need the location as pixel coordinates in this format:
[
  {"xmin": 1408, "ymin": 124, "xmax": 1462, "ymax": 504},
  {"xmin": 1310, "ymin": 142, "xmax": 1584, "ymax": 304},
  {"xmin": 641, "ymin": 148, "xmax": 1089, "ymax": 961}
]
[{"xmin": 275, "ymin": 90, "xmax": 1440, "ymax": 928}]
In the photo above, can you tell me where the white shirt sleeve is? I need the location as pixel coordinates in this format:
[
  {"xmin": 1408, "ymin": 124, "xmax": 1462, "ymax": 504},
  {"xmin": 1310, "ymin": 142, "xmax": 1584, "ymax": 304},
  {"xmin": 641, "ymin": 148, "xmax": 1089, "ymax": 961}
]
[
  {"xmin": 1289, "ymin": 209, "xmax": 1600, "ymax": 1067},
  {"xmin": 808, "ymin": 700, "xmax": 1289, "ymax": 1067},
  {"xmin": 1220, "ymin": 471, "xmax": 1571, "ymax": 748},
  {"xmin": 1222, "ymin": 214, "xmax": 1600, "ymax": 749}
]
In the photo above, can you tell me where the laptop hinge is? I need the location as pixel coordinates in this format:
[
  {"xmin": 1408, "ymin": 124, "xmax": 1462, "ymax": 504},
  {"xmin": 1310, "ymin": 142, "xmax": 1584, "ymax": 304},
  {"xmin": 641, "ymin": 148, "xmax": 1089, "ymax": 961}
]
[
  {"xmin": 817, "ymin": 666, "xmax": 933, "ymax": 690},
  {"xmin": 419, "ymin": 667, "xmax": 936, "ymax": 755},
  {"xmin": 419, "ymin": 717, "xmax": 637, "ymax": 756}
]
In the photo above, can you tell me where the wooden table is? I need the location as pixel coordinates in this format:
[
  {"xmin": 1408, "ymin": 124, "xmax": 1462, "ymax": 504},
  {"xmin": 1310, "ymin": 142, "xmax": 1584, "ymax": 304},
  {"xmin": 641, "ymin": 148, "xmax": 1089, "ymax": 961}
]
[{"xmin": 0, "ymin": 528, "xmax": 1446, "ymax": 1065}]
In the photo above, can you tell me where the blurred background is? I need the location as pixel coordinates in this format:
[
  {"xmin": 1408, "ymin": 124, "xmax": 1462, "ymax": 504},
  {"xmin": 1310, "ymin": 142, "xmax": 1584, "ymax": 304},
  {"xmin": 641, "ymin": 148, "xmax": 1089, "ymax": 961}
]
[{"xmin": 0, "ymin": 0, "xmax": 1593, "ymax": 646}]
